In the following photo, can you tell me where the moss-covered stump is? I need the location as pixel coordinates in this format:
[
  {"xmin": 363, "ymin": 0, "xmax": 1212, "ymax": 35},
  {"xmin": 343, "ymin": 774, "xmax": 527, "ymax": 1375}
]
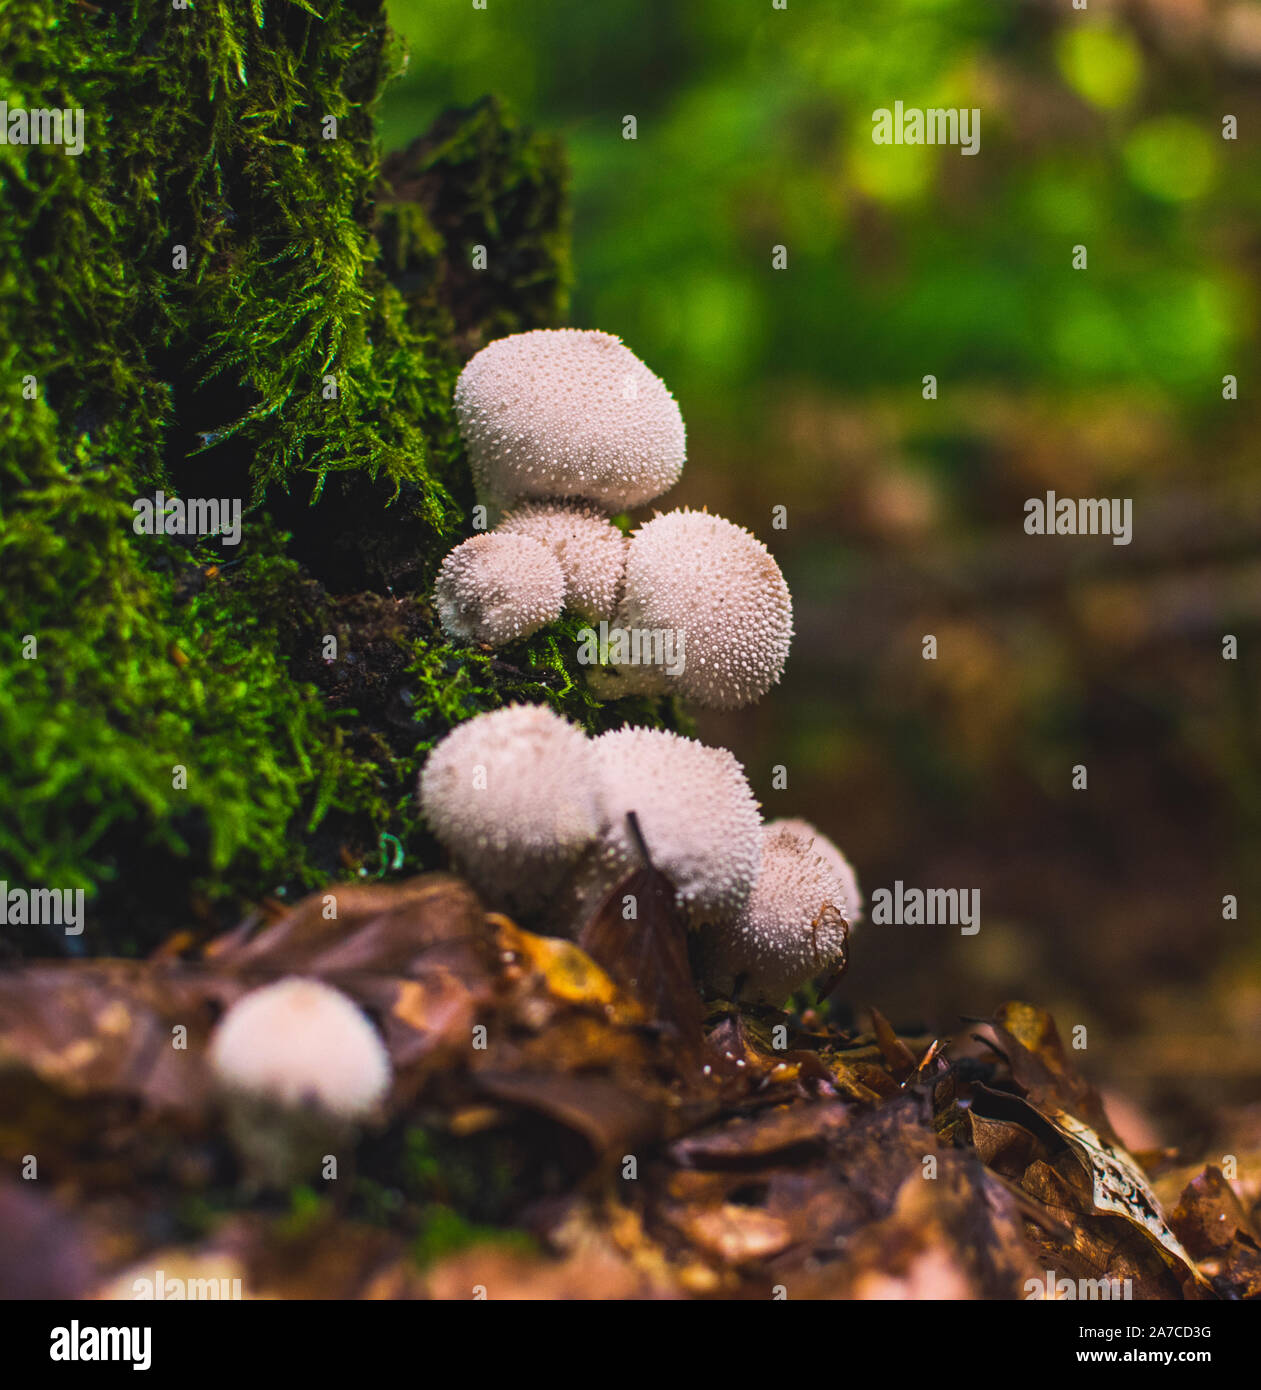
[{"xmin": 0, "ymin": 2, "xmax": 670, "ymax": 956}]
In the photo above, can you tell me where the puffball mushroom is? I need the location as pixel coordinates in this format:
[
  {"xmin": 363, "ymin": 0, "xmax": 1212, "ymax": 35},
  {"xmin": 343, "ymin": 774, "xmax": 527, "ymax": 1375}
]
[
  {"xmin": 418, "ymin": 703, "xmax": 601, "ymax": 913},
  {"xmin": 496, "ymin": 500, "xmax": 628, "ymax": 622},
  {"xmin": 454, "ymin": 328, "xmax": 686, "ymax": 512},
  {"xmin": 766, "ymin": 817, "xmax": 863, "ymax": 923},
  {"xmin": 699, "ymin": 821, "xmax": 852, "ymax": 1006},
  {"xmin": 433, "ymin": 532, "xmax": 564, "ymax": 646},
  {"xmin": 559, "ymin": 726, "xmax": 762, "ymax": 930},
  {"xmin": 599, "ymin": 508, "xmax": 793, "ymax": 711},
  {"xmin": 209, "ymin": 977, "xmax": 391, "ymax": 1187}
]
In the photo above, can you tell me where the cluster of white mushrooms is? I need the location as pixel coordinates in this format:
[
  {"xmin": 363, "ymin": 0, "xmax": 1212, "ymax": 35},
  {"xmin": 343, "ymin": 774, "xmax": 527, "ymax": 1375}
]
[
  {"xmin": 434, "ymin": 328, "xmax": 793, "ymax": 712},
  {"xmin": 203, "ymin": 329, "xmax": 857, "ymax": 1185},
  {"xmin": 418, "ymin": 703, "xmax": 861, "ymax": 1006},
  {"xmin": 422, "ymin": 328, "xmax": 862, "ymax": 1005}
]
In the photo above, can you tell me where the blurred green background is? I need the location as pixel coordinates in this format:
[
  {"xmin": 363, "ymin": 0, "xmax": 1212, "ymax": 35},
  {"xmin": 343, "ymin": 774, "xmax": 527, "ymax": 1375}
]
[{"xmin": 382, "ymin": 0, "xmax": 1261, "ymax": 1147}]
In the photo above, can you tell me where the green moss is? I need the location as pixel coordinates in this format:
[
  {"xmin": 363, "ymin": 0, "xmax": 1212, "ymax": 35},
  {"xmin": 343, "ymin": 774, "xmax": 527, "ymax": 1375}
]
[
  {"xmin": 0, "ymin": 1, "xmax": 587, "ymax": 947},
  {"xmin": 0, "ymin": 1, "xmax": 677, "ymax": 955},
  {"xmin": 411, "ymin": 1204, "xmax": 536, "ymax": 1269},
  {"xmin": 398, "ymin": 1127, "xmax": 540, "ymax": 1240},
  {"xmin": 377, "ymin": 95, "xmax": 572, "ymax": 351}
]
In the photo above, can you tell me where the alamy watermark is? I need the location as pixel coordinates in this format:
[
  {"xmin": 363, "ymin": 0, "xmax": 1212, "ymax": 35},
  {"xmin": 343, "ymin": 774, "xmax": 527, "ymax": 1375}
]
[
  {"xmin": 1024, "ymin": 491, "xmax": 1132, "ymax": 546},
  {"xmin": 1025, "ymin": 1270, "xmax": 1133, "ymax": 1300},
  {"xmin": 871, "ymin": 102, "xmax": 980, "ymax": 156},
  {"xmin": 132, "ymin": 1268, "xmax": 243, "ymax": 1300},
  {"xmin": 576, "ymin": 621, "xmax": 685, "ymax": 678},
  {"xmin": 49, "ymin": 1323, "xmax": 151, "ymax": 1371},
  {"xmin": 133, "ymin": 491, "xmax": 242, "ymax": 546},
  {"xmin": 0, "ymin": 102, "xmax": 85, "ymax": 156},
  {"xmin": 869, "ymin": 881, "xmax": 979, "ymax": 935},
  {"xmin": 0, "ymin": 882, "xmax": 83, "ymax": 935}
]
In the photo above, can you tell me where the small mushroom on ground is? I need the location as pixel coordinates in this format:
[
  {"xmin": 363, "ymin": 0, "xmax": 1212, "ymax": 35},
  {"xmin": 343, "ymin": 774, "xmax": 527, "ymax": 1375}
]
[
  {"xmin": 209, "ymin": 977, "xmax": 391, "ymax": 1187},
  {"xmin": 557, "ymin": 726, "xmax": 762, "ymax": 932},
  {"xmin": 698, "ymin": 820, "xmax": 852, "ymax": 1005},
  {"xmin": 433, "ymin": 531, "xmax": 564, "ymax": 646},
  {"xmin": 594, "ymin": 508, "xmax": 793, "ymax": 711},
  {"xmin": 496, "ymin": 499, "xmax": 628, "ymax": 621},
  {"xmin": 454, "ymin": 328, "xmax": 686, "ymax": 512},
  {"xmin": 418, "ymin": 703, "xmax": 601, "ymax": 913}
]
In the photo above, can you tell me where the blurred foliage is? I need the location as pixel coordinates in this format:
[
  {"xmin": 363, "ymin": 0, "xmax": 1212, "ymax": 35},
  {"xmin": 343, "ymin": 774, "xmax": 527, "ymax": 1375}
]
[{"xmin": 383, "ymin": 0, "xmax": 1257, "ymax": 404}]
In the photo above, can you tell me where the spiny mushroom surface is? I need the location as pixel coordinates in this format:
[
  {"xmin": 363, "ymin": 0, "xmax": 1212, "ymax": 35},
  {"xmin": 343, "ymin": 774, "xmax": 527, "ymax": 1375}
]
[
  {"xmin": 767, "ymin": 817, "xmax": 863, "ymax": 923},
  {"xmin": 454, "ymin": 328, "xmax": 686, "ymax": 512},
  {"xmin": 560, "ymin": 726, "xmax": 762, "ymax": 929},
  {"xmin": 496, "ymin": 500, "xmax": 628, "ymax": 621},
  {"xmin": 699, "ymin": 820, "xmax": 851, "ymax": 1005},
  {"xmin": 209, "ymin": 977, "xmax": 391, "ymax": 1118},
  {"xmin": 418, "ymin": 704, "xmax": 601, "ymax": 913},
  {"xmin": 604, "ymin": 508, "xmax": 793, "ymax": 711},
  {"xmin": 433, "ymin": 531, "xmax": 564, "ymax": 646}
]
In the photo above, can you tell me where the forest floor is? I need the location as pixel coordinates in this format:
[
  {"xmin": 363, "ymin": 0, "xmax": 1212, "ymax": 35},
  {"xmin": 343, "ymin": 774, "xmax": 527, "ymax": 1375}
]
[{"xmin": 1, "ymin": 874, "xmax": 1257, "ymax": 1300}]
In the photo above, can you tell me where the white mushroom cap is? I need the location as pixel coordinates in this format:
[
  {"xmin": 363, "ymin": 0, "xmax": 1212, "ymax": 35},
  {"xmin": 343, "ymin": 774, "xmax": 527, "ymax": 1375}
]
[
  {"xmin": 418, "ymin": 703, "xmax": 601, "ymax": 911},
  {"xmin": 567, "ymin": 726, "xmax": 762, "ymax": 926},
  {"xmin": 699, "ymin": 821, "xmax": 851, "ymax": 1005},
  {"xmin": 434, "ymin": 532, "xmax": 564, "ymax": 646},
  {"xmin": 766, "ymin": 818, "xmax": 863, "ymax": 923},
  {"xmin": 454, "ymin": 329, "xmax": 686, "ymax": 511},
  {"xmin": 606, "ymin": 509, "xmax": 793, "ymax": 711},
  {"xmin": 209, "ymin": 978, "xmax": 391, "ymax": 1119},
  {"xmin": 496, "ymin": 500, "xmax": 628, "ymax": 621}
]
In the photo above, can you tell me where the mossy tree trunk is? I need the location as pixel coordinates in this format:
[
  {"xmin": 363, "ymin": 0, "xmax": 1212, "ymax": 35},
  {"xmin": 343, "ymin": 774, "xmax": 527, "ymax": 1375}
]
[{"xmin": 0, "ymin": 1, "xmax": 604, "ymax": 954}]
